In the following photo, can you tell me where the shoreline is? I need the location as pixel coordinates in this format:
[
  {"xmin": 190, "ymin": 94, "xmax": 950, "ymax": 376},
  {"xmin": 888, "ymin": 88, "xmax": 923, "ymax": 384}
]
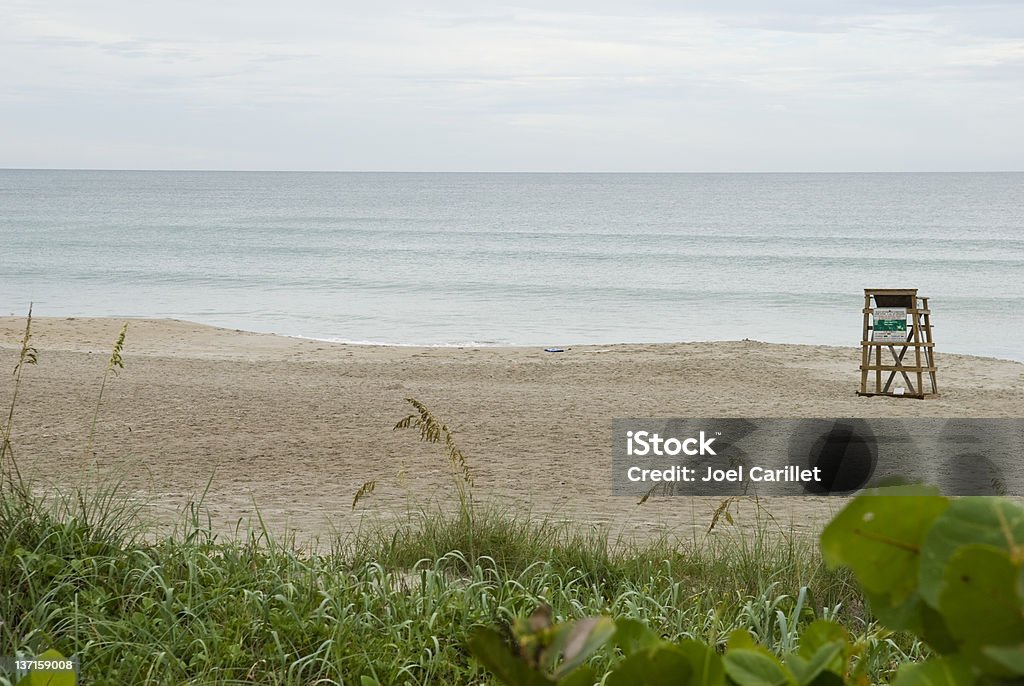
[
  {"xmin": 5, "ymin": 314, "xmax": 1023, "ymax": 363},
  {"xmin": 2, "ymin": 316, "xmax": 1023, "ymax": 541}
]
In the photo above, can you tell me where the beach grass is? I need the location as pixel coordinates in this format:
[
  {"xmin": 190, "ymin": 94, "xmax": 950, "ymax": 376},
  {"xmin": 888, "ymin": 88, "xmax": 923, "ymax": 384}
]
[{"xmin": 0, "ymin": 483, "xmax": 925, "ymax": 685}]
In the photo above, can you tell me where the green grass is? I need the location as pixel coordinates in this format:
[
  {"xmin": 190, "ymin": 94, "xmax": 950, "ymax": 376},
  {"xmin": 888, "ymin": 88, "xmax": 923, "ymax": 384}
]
[{"xmin": 0, "ymin": 485, "xmax": 923, "ymax": 685}]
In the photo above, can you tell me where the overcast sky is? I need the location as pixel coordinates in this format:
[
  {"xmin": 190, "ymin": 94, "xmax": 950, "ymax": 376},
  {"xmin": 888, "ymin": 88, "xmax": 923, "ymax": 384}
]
[{"xmin": 2, "ymin": 1, "xmax": 1022, "ymax": 171}]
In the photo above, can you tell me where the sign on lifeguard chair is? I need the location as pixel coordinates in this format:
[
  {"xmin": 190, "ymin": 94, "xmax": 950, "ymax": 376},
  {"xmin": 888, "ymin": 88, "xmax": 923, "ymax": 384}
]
[{"xmin": 858, "ymin": 288, "xmax": 938, "ymax": 398}]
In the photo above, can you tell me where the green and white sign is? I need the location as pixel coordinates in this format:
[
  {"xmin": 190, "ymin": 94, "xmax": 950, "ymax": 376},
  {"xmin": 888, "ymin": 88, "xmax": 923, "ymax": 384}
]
[{"xmin": 873, "ymin": 307, "xmax": 907, "ymax": 342}]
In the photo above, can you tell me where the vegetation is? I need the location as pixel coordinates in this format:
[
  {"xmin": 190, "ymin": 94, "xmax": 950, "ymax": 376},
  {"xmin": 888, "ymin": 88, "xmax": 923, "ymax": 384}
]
[
  {"xmin": 3, "ymin": 485, "xmax": 891, "ymax": 685},
  {"xmin": 6, "ymin": 310, "xmax": 999, "ymax": 685},
  {"xmin": 472, "ymin": 488, "xmax": 1024, "ymax": 685},
  {"xmin": 0, "ymin": 305, "xmax": 37, "ymax": 487}
]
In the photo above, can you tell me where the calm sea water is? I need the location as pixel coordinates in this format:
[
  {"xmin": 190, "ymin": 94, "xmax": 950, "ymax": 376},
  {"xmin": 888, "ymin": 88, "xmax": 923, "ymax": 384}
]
[{"xmin": 2, "ymin": 171, "xmax": 1022, "ymax": 360}]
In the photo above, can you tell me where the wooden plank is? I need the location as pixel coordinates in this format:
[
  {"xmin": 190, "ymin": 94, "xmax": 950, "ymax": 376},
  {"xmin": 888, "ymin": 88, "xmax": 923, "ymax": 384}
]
[
  {"xmin": 922, "ymin": 297, "xmax": 938, "ymax": 394},
  {"xmin": 860, "ymin": 341, "xmax": 934, "ymax": 347},
  {"xmin": 882, "ymin": 329, "xmax": 914, "ymax": 392},
  {"xmin": 865, "ymin": 288, "xmax": 919, "ymax": 295},
  {"xmin": 875, "ymin": 341, "xmax": 882, "ymax": 392},
  {"xmin": 861, "ymin": 364, "xmax": 937, "ymax": 372},
  {"xmin": 863, "ymin": 308, "xmax": 931, "ymax": 315},
  {"xmin": 912, "ymin": 297, "xmax": 924, "ymax": 395},
  {"xmin": 871, "ymin": 293, "xmax": 882, "ymax": 390},
  {"xmin": 886, "ymin": 343, "xmax": 917, "ymax": 393},
  {"xmin": 860, "ymin": 292, "xmax": 871, "ymax": 394}
]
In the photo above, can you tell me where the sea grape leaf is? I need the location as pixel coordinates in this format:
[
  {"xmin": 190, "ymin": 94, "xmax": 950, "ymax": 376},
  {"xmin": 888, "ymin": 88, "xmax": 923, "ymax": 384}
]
[
  {"xmin": 919, "ymin": 497, "xmax": 1024, "ymax": 608},
  {"xmin": 723, "ymin": 649, "xmax": 794, "ymax": 686},
  {"xmin": 796, "ymin": 620, "xmax": 846, "ymax": 658},
  {"xmin": 468, "ymin": 627, "xmax": 556, "ymax": 686},
  {"xmin": 556, "ymin": 666, "xmax": 597, "ymax": 686},
  {"xmin": 916, "ymin": 601, "xmax": 959, "ymax": 655},
  {"xmin": 613, "ymin": 618, "xmax": 662, "ymax": 656},
  {"xmin": 605, "ymin": 645, "xmax": 694, "ymax": 686},
  {"xmin": 800, "ymin": 674, "xmax": 843, "ymax": 686},
  {"xmin": 797, "ymin": 620, "xmax": 848, "ymax": 669},
  {"xmin": 890, "ymin": 656, "xmax": 976, "ymax": 686},
  {"xmin": 938, "ymin": 545, "xmax": 1024, "ymax": 649},
  {"xmin": 864, "ymin": 590, "xmax": 957, "ymax": 653},
  {"xmin": 862, "ymin": 588, "xmax": 924, "ymax": 632},
  {"xmin": 727, "ymin": 629, "xmax": 759, "ymax": 652},
  {"xmin": 551, "ymin": 616, "xmax": 615, "ymax": 679},
  {"xmin": 1019, "ymin": 560, "xmax": 1024, "ymax": 606},
  {"xmin": 785, "ymin": 641, "xmax": 843, "ymax": 686},
  {"xmin": 820, "ymin": 487, "xmax": 947, "ymax": 604},
  {"xmin": 982, "ymin": 645, "xmax": 1024, "ymax": 675},
  {"xmin": 674, "ymin": 639, "xmax": 725, "ymax": 686}
]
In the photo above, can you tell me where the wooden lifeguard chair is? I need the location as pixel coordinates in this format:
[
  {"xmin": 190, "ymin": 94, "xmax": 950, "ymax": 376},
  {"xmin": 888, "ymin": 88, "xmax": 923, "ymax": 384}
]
[{"xmin": 858, "ymin": 288, "xmax": 938, "ymax": 399}]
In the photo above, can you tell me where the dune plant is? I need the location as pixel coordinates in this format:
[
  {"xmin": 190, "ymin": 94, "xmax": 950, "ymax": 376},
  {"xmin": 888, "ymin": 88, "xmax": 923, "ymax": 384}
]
[
  {"xmin": 83, "ymin": 322, "xmax": 128, "ymax": 459},
  {"xmin": 469, "ymin": 487, "xmax": 1024, "ymax": 685},
  {"xmin": 353, "ymin": 397, "xmax": 474, "ymax": 514},
  {"xmin": 393, "ymin": 397, "xmax": 474, "ymax": 503},
  {"xmin": 2, "ymin": 480, "xmax": 882, "ymax": 685},
  {"xmin": 1, "ymin": 305, "xmax": 37, "ymax": 489}
]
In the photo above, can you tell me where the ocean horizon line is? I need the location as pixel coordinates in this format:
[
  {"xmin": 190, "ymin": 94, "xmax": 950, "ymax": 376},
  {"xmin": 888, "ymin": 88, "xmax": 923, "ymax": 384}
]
[{"xmin": 3, "ymin": 168, "xmax": 1023, "ymax": 175}]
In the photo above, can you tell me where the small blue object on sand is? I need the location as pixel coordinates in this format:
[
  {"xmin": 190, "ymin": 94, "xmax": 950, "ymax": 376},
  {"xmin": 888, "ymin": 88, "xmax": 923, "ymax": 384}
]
[{"xmin": 544, "ymin": 348, "xmax": 565, "ymax": 353}]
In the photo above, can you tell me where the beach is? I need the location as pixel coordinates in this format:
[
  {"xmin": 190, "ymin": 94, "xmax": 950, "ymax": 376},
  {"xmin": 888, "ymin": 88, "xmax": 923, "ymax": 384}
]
[{"xmin": 2, "ymin": 316, "xmax": 1023, "ymax": 541}]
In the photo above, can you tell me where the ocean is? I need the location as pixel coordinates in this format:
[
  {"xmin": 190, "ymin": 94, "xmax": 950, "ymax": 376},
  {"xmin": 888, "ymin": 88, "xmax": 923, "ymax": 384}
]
[{"xmin": 2, "ymin": 170, "xmax": 1022, "ymax": 360}]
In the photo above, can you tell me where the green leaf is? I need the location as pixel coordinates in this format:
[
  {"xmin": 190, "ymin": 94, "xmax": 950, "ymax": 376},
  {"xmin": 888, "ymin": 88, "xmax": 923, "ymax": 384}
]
[
  {"xmin": 863, "ymin": 590, "xmax": 957, "ymax": 652},
  {"xmin": 938, "ymin": 544, "xmax": 1024, "ymax": 649},
  {"xmin": 916, "ymin": 600, "xmax": 960, "ymax": 654},
  {"xmin": 606, "ymin": 645, "xmax": 694, "ymax": 686},
  {"xmin": 796, "ymin": 620, "xmax": 850, "ymax": 674},
  {"xmin": 674, "ymin": 639, "xmax": 725, "ymax": 685},
  {"xmin": 723, "ymin": 649, "xmax": 794, "ymax": 686},
  {"xmin": 727, "ymin": 629, "xmax": 758, "ymax": 652},
  {"xmin": 891, "ymin": 656, "xmax": 977, "ymax": 686},
  {"xmin": 468, "ymin": 627, "xmax": 556, "ymax": 686},
  {"xmin": 786, "ymin": 642, "xmax": 843, "ymax": 686},
  {"xmin": 797, "ymin": 620, "xmax": 847, "ymax": 659},
  {"xmin": 613, "ymin": 618, "xmax": 662, "ymax": 656},
  {"xmin": 820, "ymin": 488, "xmax": 947, "ymax": 604},
  {"xmin": 556, "ymin": 666, "xmax": 597, "ymax": 686},
  {"xmin": 919, "ymin": 497, "xmax": 1024, "ymax": 608},
  {"xmin": 551, "ymin": 617, "xmax": 615, "ymax": 679},
  {"xmin": 982, "ymin": 645, "xmax": 1024, "ymax": 675},
  {"xmin": 724, "ymin": 633, "xmax": 796, "ymax": 684}
]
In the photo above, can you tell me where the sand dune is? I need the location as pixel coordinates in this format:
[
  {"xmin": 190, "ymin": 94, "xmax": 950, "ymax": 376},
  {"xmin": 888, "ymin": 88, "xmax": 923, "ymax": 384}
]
[{"xmin": 2, "ymin": 316, "xmax": 1022, "ymax": 542}]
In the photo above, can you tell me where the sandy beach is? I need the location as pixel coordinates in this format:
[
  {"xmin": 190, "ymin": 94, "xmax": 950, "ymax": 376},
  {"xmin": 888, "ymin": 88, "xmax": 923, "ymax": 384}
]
[{"xmin": 2, "ymin": 316, "xmax": 1022, "ymax": 542}]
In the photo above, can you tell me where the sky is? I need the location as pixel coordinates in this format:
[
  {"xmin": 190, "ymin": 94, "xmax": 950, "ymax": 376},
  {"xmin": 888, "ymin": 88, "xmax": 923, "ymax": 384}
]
[{"xmin": 1, "ymin": 1, "xmax": 1022, "ymax": 172}]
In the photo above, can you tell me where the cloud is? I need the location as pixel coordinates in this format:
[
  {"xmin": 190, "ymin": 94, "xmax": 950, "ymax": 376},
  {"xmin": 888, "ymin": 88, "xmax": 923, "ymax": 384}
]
[{"xmin": 0, "ymin": 1, "xmax": 1021, "ymax": 170}]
